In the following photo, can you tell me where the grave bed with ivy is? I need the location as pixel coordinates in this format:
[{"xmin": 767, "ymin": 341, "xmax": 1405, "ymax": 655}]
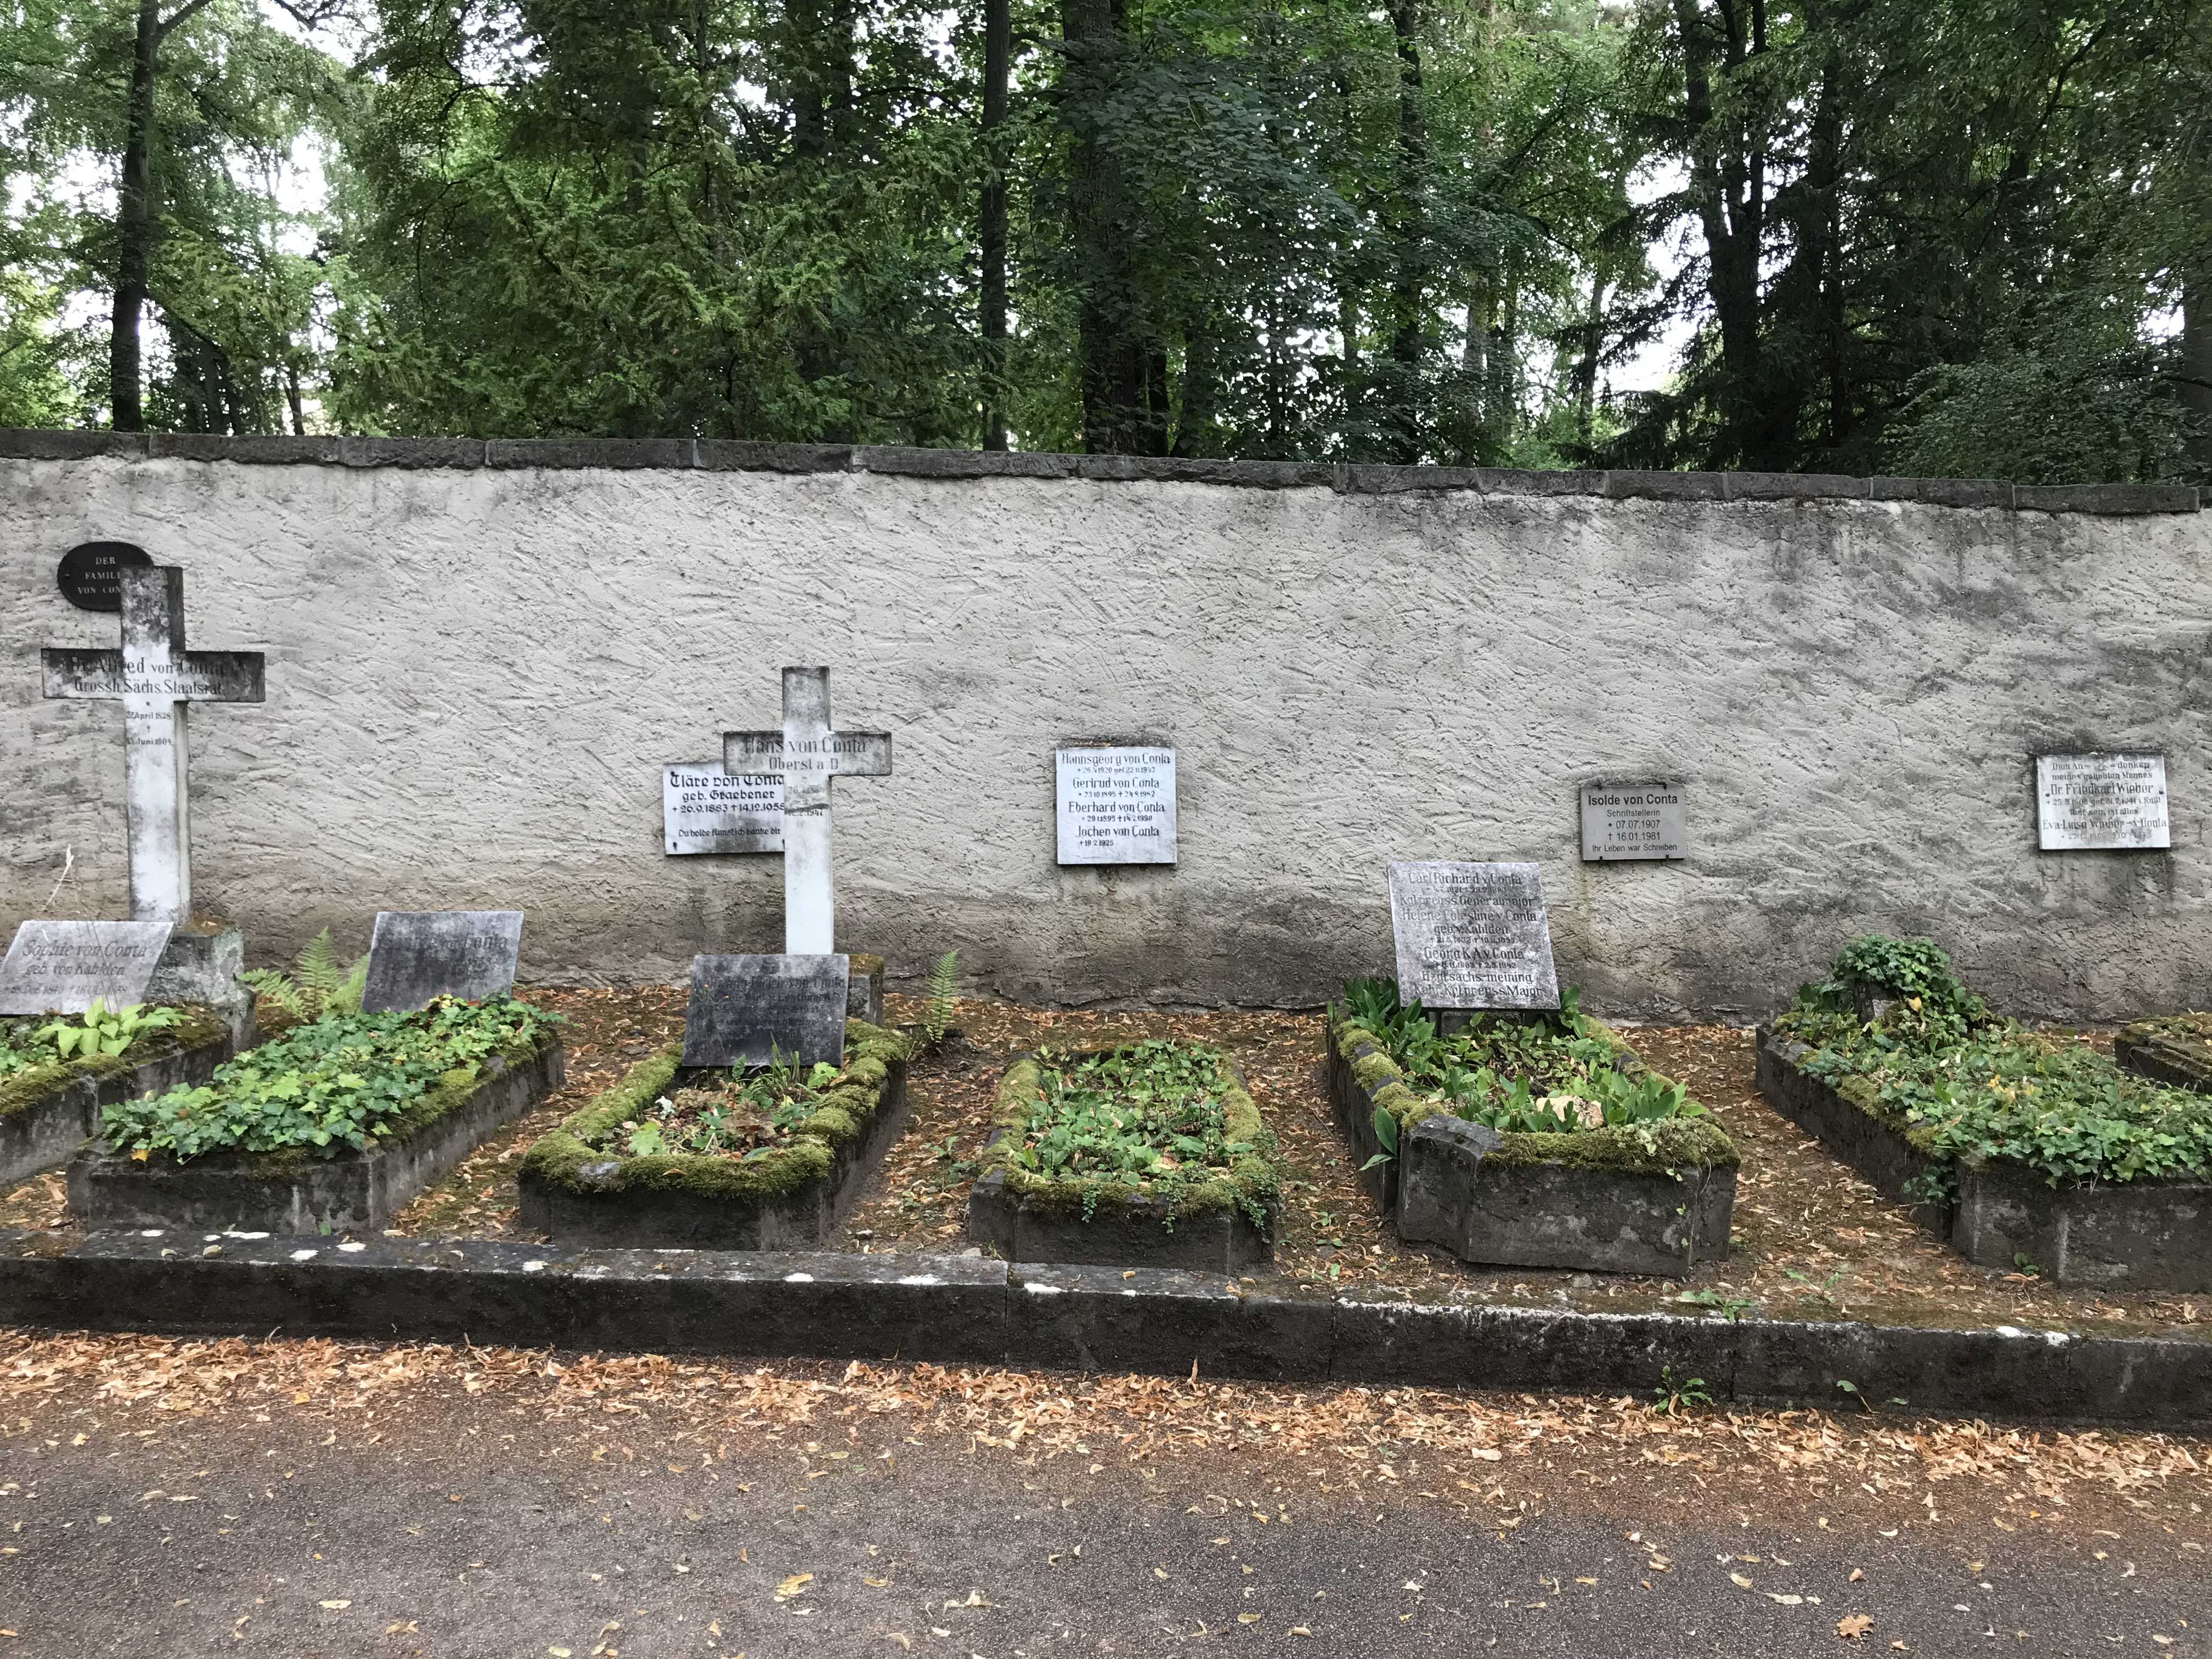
[
  {"xmin": 69, "ymin": 994, "xmax": 564, "ymax": 1234},
  {"xmin": 1756, "ymin": 937, "xmax": 2212, "ymax": 1290},
  {"xmin": 517, "ymin": 1020, "xmax": 910, "ymax": 1249},
  {"xmin": 965, "ymin": 1040, "xmax": 1280, "ymax": 1272},
  {"xmin": 0, "ymin": 1001, "xmax": 244, "ymax": 1187},
  {"xmin": 1328, "ymin": 981, "xmax": 1736, "ymax": 1277},
  {"xmin": 2115, "ymin": 1013, "xmax": 2212, "ymax": 1097}
]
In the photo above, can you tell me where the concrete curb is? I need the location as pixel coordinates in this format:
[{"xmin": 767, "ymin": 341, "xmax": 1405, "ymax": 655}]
[
  {"xmin": 1, "ymin": 430, "xmax": 2199, "ymax": 516},
  {"xmin": 0, "ymin": 1230, "xmax": 2204, "ymax": 1425}
]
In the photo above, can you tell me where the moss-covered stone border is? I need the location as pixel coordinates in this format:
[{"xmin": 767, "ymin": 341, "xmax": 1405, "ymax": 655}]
[
  {"xmin": 67, "ymin": 1024, "xmax": 565, "ymax": 1233},
  {"xmin": 1327, "ymin": 1012, "xmax": 1737, "ymax": 1276},
  {"xmin": 0, "ymin": 1006, "xmax": 238, "ymax": 1187},
  {"xmin": 966, "ymin": 1047, "xmax": 1280, "ymax": 1271},
  {"xmin": 516, "ymin": 1020, "xmax": 910, "ymax": 1248},
  {"xmin": 2115, "ymin": 1014, "xmax": 2212, "ymax": 1096}
]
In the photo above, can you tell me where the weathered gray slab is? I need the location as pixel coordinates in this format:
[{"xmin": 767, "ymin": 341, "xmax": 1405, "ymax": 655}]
[
  {"xmin": 359, "ymin": 910, "xmax": 524, "ymax": 1013},
  {"xmin": 1579, "ymin": 780, "xmax": 1688, "ymax": 861},
  {"xmin": 1056, "ymin": 746, "xmax": 1176, "ymax": 865},
  {"xmin": 0, "ymin": 919, "xmax": 173, "ymax": 1015},
  {"xmin": 662, "ymin": 761, "xmax": 783, "ymax": 854},
  {"xmin": 2036, "ymin": 753, "xmax": 2170, "ymax": 850},
  {"xmin": 1387, "ymin": 861, "xmax": 1560, "ymax": 1011},
  {"xmin": 682, "ymin": 953, "xmax": 849, "ymax": 1068}
]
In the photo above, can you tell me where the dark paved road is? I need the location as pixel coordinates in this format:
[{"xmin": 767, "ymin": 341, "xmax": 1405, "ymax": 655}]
[{"xmin": 0, "ymin": 1351, "xmax": 2204, "ymax": 1658}]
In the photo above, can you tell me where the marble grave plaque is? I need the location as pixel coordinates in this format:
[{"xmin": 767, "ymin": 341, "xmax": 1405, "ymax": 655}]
[
  {"xmin": 1387, "ymin": 861, "xmax": 1561, "ymax": 1011},
  {"xmin": 662, "ymin": 762, "xmax": 785, "ymax": 854},
  {"xmin": 0, "ymin": 919, "xmax": 173, "ymax": 1015},
  {"xmin": 1579, "ymin": 780, "xmax": 1688, "ymax": 861},
  {"xmin": 681, "ymin": 953, "xmax": 850, "ymax": 1068},
  {"xmin": 2036, "ymin": 753, "xmax": 2170, "ymax": 851},
  {"xmin": 359, "ymin": 910, "xmax": 525, "ymax": 1014},
  {"xmin": 1056, "ymin": 746, "xmax": 1177, "ymax": 865}
]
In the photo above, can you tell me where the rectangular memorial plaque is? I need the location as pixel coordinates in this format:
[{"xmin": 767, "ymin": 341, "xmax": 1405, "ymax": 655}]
[
  {"xmin": 359, "ymin": 910, "xmax": 525, "ymax": 1014},
  {"xmin": 0, "ymin": 919, "xmax": 173, "ymax": 1015},
  {"xmin": 1056, "ymin": 747, "xmax": 1177, "ymax": 865},
  {"xmin": 1387, "ymin": 861, "xmax": 1561, "ymax": 1012},
  {"xmin": 1579, "ymin": 780, "xmax": 1689, "ymax": 861},
  {"xmin": 2036, "ymin": 753, "xmax": 2171, "ymax": 851},
  {"xmin": 662, "ymin": 762, "xmax": 785, "ymax": 855},
  {"xmin": 681, "ymin": 953, "xmax": 850, "ymax": 1068}
]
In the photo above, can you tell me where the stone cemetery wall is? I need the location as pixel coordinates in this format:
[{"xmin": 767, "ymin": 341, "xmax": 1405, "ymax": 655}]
[{"xmin": 2, "ymin": 432, "xmax": 2206, "ymax": 1020}]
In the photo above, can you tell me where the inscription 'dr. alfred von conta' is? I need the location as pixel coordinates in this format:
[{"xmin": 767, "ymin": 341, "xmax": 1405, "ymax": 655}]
[
  {"xmin": 2036, "ymin": 753, "xmax": 2171, "ymax": 851},
  {"xmin": 1387, "ymin": 861, "xmax": 1561, "ymax": 1012}
]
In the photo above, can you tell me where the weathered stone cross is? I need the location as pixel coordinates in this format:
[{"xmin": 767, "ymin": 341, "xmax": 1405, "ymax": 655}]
[
  {"xmin": 42, "ymin": 566, "xmax": 266, "ymax": 929},
  {"xmin": 724, "ymin": 667, "xmax": 891, "ymax": 954}
]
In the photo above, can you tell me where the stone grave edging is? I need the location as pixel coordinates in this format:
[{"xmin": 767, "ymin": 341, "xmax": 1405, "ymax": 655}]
[
  {"xmin": 1, "ymin": 428, "xmax": 2201, "ymax": 515},
  {"xmin": 0, "ymin": 1229, "xmax": 2204, "ymax": 1425},
  {"xmin": 0, "ymin": 1005, "xmax": 243, "ymax": 1188}
]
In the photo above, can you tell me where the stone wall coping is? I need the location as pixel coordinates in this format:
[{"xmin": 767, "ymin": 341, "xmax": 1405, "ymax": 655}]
[{"xmin": 2, "ymin": 428, "xmax": 2199, "ymax": 516}]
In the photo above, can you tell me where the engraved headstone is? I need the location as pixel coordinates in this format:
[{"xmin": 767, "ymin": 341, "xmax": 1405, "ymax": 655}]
[
  {"xmin": 2036, "ymin": 753, "xmax": 2171, "ymax": 851},
  {"xmin": 359, "ymin": 910, "xmax": 525, "ymax": 1014},
  {"xmin": 0, "ymin": 919, "xmax": 173, "ymax": 1015},
  {"xmin": 723, "ymin": 668, "xmax": 893, "ymax": 953},
  {"xmin": 55, "ymin": 541, "xmax": 153, "ymax": 613},
  {"xmin": 1387, "ymin": 861, "xmax": 1561, "ymax": 1012},
  {"xmin": 1579, "ymin": 780, "xmax": 1689, "ymax": 861},
  {"xmin": 662, "ymin": 763, "xmax": 785, "ymax": 855},
  {"xmin": 681, "ymin": 953, "xmax": 850, "ymax": 1068},
  {"xmin": 1056, "ymin": 746, "xmax": 1177, "ymax": 865},
  {"xmin": 41, "ymin": 565, "xmax": 266, "ymax": 928}
]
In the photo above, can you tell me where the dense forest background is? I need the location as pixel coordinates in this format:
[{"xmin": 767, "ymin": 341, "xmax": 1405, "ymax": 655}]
[{"xmin": 0, "ymin": 0, "xmax": 2205, "ymax": 479}]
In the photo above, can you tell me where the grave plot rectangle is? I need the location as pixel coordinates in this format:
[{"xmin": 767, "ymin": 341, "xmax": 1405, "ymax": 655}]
[
  {"xmin": 1578, "ymin": 781, "xmax": 1688, "ymax": 861},
  {"xmin": 2036, "ymin": 753, "xmax": 2170, "ymax": 850},
  {"xmin": 1752, "ymin": 1026, "xmax": 1956, "ymax": 1236},
  {"xmin": 662, "ymin": 762, "xmax": 783, "ymax": 855},
  {"xmin": 966, "ymin": 1049, "xmax": 1277, "ymax": 1273},
  {"xmin": 1327, "ymin": 1014, "xmax": 1736, "ymax": 1277},
  {"xmin": 681, "ymin": 953, "xmax": 849, "ymax": 1069},
  {"xmin": 1055, "ymin": 747, "xmax": 1177, "ymax": 865},
  {"xmin": 359, "ymin": 911, "xmax": 524, "ymax": 1014},
  {"xmin": 516, "ymin": 1021, "xmax": 910, "ymax": 1249},
  {"xmin": 1387, "ymin": 861, "xmax": 1560, "ymax": 1011},
  {"xmin": 67, "ymin": 1026, "xmax": 564, "ymax": 1234},
  {"xmin": 0, "ymin": 920, "xmax": 174, "ymax": 1015},
  {"xmin": 2114, "ymin": 1015, "xmax": 2212, "ymax": 1095},
  {"xmin": 0, "ymin": 1005, "xmax": 241, "ymax": 1188}
]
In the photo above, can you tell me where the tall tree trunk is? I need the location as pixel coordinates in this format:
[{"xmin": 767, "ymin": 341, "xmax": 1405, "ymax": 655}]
[
  {"xmin": 1385, "ymin": 0, "xmax": 1427, "ymax": 464},
  {"xmin": 1573, "ymin": 274, "xmax": 1606, "ymax": 447},
  {"xmin": 2186, "ymin": 262, "xmax": 2211, "ymax": 475},
  {"xmin": 980, "ymin": 0, "xmax": 1009, "ymax": 450},
  {"xmin": 109, "ymin": 0, "xmax": 162, "ymax": 432},
  {"xmin": 286, "ymin": 361, "xmax": 305, "ymax": 436},
  {"xmin": 1674, "ymin": 0, "xmax": 1768, "ymax": 464},
  {"xmin": 1063, "ymin": 0, "xmax": 1160, "ymax": 454}
]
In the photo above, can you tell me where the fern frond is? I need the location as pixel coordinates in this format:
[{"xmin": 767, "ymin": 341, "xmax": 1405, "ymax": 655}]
[
  {"xmin": 922, "ymin": 950, "xmax": 959, "ymax": 1047},
  {"xmin": 296, "ymin": 928, "xmax": 344, "ymax": 996},
  {"xmin": 330, "ymin": 955, "xmax": 368, "ymax": 1015},
  {"xmin": 240, "ymin": 968, "xmax": 306, "ymax": 1018}
]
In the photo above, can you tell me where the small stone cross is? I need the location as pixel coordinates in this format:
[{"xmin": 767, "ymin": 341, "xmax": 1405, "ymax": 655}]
[
  {"xmin": 42, "ymin": 566, "xmax": 265, "ymax": 929},
  {"xmin": 724, "ymin": 667, "xmax": 891, "ymax": 954}
]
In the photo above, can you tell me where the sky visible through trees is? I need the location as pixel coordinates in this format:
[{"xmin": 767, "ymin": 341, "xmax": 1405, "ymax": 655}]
[{"xmin": 0, "ymin": 0, "xmax": 2204, "ymax": 481}]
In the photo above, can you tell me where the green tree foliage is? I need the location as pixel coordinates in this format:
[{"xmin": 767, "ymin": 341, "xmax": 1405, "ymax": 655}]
[{"xmin": 0, "ymin": 0, "xmax": 2199, "ymax": 482}]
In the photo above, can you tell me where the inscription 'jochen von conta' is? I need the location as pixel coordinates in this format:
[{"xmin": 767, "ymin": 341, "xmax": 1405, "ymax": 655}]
[{"xmin": 1056, "ymin": 747, "xmax": 1176, "ymax": 865}]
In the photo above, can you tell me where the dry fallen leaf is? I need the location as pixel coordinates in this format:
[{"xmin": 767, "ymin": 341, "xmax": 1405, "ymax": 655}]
[
  {"xmin": 1238, "ymin": 1613, "xmax": 1261, "ymax": 1624},
  {"xmin": 1836, "ymin": 1613, "xmax": 1873, "ymax": 1640},
  {"xmin": 317, "ymin": 1600, "xmax": 350, "ymax": 1610},
  {"xmin": 774, "ymin": 1573, "xmax": 814, "ymax": 1600},
  {"xmin": 1730, "ymin": 1573, "xmax": 1754, "ymax": 1590}
]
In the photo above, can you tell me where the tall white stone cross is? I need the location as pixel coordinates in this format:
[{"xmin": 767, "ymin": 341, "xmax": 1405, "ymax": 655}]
[
  {"xmin": 724, "ymin": 667, "xmax": 891, "ymax": 954},
  {"xmin": 42, "ymin": 566, "xmax": 266, "ymax": 929}
]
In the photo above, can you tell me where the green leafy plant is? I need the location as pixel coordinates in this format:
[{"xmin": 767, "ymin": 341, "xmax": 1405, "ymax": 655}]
[
  {"xmin": 102, "ymin": 995, "xmax": 555, "ymax": 1162},
  {"xmin": 33, "ymin": 998, "xmax": 182, "ymax": 1059},
  {"xmin": 240, "ymin": 927, "xmax": 368, "ymax": 1022},
  {"xmin": 919, "ymin": 950, "xmax": 959, "ymax": 1050},
  {"xmin": 599, "ymin": 1052, "xmax": 849, "ymax": 1162},
  {"xmin": 1652, "ymin": 1365, "xmax": 1713, "ymax": 1415},
  {"xmin": 1674, "ymin": 1288, "xmax": 1758, "ymax": 1321}
]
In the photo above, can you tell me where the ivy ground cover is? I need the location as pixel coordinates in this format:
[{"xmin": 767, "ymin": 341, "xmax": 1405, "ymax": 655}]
[
  {"xmin": 969, "ymin": 1039, "xmax": 1280, "ymax": 1269},
  {"xmin": 0, "ymin": 1002, "xmax": 234, "ymax": 1188}
]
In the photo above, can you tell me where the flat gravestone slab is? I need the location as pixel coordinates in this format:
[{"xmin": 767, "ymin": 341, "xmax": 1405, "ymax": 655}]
[
  {"xmin": 2036, "ymin": 753, "xmax": 2170, "ymax": 850},
  {"xmin": 1387, "ymin": 861, "xmax": 1560, "ymax": 1012},
  {"xmin": 1056, "ymin": 746, "xmax": 1176, "ymax": 865},
  {"xmin": 662, "ymin": 762, "xmax": 784, "ymax": 854},
  {"xmin": 682, "ymin": 954, "xmax": 849, "ymax": 1069},
  {"xmin": 359, "ymin": 911, "xmax": 524, "ymax": 1014},
  {"xmin": 0, "ymin": 919, "xmax": 173, "ymax": 1015},
  {"xmin": 1579, "ymin": 780, "xmax": 1688, "ymax": 861}
]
